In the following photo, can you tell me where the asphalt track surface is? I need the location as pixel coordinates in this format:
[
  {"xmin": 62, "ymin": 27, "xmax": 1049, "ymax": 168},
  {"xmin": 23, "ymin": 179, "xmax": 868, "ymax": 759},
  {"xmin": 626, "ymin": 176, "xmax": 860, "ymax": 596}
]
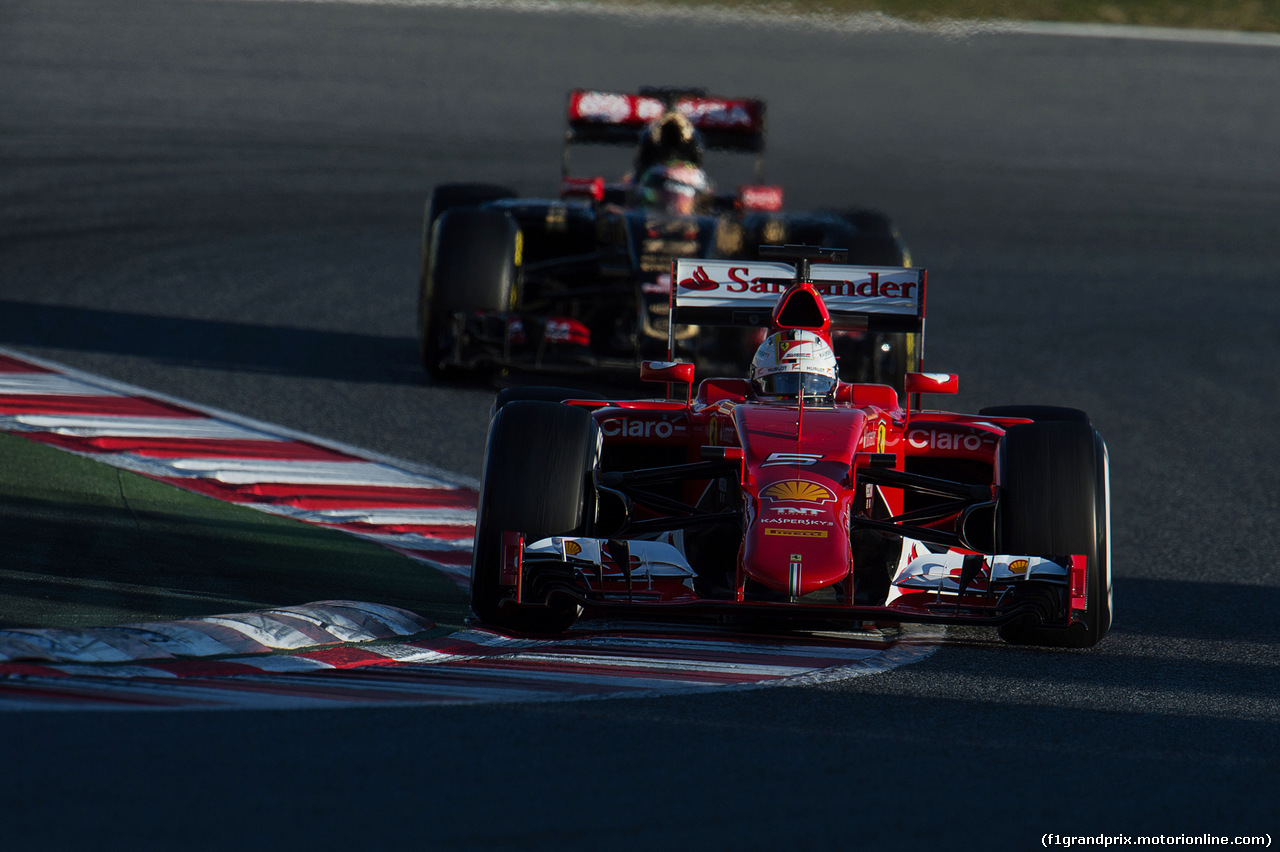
[{"xmin": 2, "ymin": 0, "xmax": 1279, "ymax": 848}]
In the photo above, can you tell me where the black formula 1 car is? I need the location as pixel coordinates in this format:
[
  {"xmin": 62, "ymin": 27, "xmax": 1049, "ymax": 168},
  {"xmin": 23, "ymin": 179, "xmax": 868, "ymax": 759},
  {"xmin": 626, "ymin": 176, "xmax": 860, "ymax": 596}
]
[
  {"xmin": 417, "ymin": 87, "xmax": 913, "ymax": 388},
  {"xmin": 468, "ymin": 246, "xmax": 1113, "ymax": 649}
]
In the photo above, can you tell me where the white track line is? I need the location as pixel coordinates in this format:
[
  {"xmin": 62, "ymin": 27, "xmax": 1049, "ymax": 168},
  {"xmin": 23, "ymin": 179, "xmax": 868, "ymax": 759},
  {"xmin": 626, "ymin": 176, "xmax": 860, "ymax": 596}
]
[{"xmin": 220, "ymin": 0, "xmax": 1280, "ymax": 48}]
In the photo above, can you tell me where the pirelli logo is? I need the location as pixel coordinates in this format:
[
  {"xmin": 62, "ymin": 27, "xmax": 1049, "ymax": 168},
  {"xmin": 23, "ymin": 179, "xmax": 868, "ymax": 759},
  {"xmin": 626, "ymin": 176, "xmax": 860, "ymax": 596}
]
[{"xmin": 764, "ymin": 528, "xmax": 829, "ymax": 539}]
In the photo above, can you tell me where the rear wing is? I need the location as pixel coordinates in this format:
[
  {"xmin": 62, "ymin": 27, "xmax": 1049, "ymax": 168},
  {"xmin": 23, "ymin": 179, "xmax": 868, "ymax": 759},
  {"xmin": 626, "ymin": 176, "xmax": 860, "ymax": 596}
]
[
  {"xmin": 565, "ymin": 88, "xmax": 766, "ymax": 153},
  {"xmin": 670, "ymin": 258, "xmax": 927, "ymax": 334}
]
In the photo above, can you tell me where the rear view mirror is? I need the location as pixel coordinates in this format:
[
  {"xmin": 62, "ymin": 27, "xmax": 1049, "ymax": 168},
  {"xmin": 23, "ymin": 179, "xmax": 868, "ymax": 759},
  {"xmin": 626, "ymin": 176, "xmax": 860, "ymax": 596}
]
[
  {"xmin": 640, "ymin": 361, "xmax": 695, "ymax": 386},
  {"xmin": 905, "ymin": 372, "xmax": 959, "ymax": 396},
  {"xmin": 640, "ymin": 361, "xmax": 695, "ymax": 403}
]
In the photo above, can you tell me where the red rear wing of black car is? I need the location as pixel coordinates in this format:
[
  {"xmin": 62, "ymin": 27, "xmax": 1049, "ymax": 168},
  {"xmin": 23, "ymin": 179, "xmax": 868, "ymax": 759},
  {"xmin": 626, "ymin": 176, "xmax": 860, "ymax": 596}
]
[{"xmin": 565, "ymin": 89, "xmax": 766, "ymax": 153}]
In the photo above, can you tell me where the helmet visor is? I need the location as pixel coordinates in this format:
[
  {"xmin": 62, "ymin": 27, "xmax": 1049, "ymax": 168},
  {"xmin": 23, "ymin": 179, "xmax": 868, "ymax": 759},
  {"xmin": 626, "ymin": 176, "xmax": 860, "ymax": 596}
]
[{"xmin": 753, "ymin": 372, "xmax": 837, "ymax": 400}]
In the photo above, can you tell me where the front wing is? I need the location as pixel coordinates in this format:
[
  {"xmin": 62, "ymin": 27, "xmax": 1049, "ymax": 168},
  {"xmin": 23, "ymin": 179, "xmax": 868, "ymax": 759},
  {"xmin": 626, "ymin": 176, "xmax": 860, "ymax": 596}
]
[{"xmin": 499, "ymin": 532, "xmax": 1088, "ymax": 629}]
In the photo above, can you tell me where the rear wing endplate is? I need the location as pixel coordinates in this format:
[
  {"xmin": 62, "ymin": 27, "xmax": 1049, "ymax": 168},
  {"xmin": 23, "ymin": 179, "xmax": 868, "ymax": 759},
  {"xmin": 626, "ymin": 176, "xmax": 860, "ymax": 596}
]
[{"xmin": 670, "ymin": 258, "xmax": 927, "ymax": 334}]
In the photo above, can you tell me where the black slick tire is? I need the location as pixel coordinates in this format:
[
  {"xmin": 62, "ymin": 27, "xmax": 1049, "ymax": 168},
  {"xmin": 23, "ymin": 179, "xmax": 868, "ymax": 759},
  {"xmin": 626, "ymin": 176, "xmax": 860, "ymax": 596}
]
[
  {"xmin": 418, "ymin": 183, "xmax": 516, "ymax": 286},
  {"xmin": 996, "ymin": 421, "xmax": 1112, "ymax": 648},
  {"xmin": 979, "ymin": 405, "xmax": 1091, "ymax": 425},
  {"xmin": 827, "ymin": 208, "xmax": 912, "ymax": 393},
  {"xmin": 419, "ymin": 208, "xmax": 520, "ymax": 380},
  {"xmin": 425, "ymin": 183, "xmax": 516, "ymax": 233},
  {"xmin": 835, "ymin": 208, "xmax": 908, "ymax": 267},
  {"xmin": 417, "ymin": 185, "xmax": 516, "ymax": 358},
  {"xmin": 490, "ymin": 386, "xmax": 596, "ymax": 419},
  {"xmin": 470, "ymin": 401, "xmax": 597, "ymax": 633}
]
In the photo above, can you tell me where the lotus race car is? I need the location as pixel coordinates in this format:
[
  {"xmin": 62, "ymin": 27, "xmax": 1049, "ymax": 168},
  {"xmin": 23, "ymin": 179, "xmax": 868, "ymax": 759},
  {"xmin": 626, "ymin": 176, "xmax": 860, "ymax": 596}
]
[
  {"xmin": 418, "ymin": 88, "xmax": 913, "ymax": 388},
  {"xmin": 469, "ymin": 246, "xmax": 1113, "ymax": 649}
]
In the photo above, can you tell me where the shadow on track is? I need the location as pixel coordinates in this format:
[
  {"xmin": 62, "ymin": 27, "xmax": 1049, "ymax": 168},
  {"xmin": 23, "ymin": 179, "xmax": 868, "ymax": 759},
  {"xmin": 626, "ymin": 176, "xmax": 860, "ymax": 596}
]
[
  {"xmin": 1111, "ymin": 577, "xmax": 1280, "ymax": 644},
  {"xmin": 0, "ymin": 300, "xmax": 422, "ymax": 386}
]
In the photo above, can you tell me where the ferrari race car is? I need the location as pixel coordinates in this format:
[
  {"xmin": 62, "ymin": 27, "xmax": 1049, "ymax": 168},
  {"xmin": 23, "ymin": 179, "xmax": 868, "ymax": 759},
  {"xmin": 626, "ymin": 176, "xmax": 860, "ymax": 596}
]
[
  {"xmin": 469, "ymin": 245, "xmax": 1113, "ymax": 649},
  {"xmin": 417, "ymin": 87, "xmax": 913, "ymax": 388}
]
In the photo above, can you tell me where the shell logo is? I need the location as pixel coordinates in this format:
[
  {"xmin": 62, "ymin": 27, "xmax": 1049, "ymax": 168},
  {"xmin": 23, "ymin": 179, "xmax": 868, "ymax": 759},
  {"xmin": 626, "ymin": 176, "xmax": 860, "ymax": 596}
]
[
  {"xmin": 761, "ymin": 480, "xmax": 836, "ymax": 504},
  {"xmin": 563, "ymin": 540, "xmax": 583, "ymax": 557},
  {"xmin": 1008, "ymin": 558, "xmax": 1029, "ymax": 574}
]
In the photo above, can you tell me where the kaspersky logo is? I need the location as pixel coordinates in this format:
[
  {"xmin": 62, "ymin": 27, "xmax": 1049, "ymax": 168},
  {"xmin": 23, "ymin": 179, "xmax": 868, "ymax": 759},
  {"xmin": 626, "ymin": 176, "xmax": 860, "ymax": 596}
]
[{"xmin": 760, "ymin": 480, "xmax": 836, "ymax": 504}]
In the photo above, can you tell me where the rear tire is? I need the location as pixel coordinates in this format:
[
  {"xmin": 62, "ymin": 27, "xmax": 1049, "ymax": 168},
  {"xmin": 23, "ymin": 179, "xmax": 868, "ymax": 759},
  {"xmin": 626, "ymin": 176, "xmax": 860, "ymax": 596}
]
[
  {"xmin": 832, "ymin": 330, "xmax": 913, "ymax": 397},
  {"xmin": 420, "ymin": 208, "xmax": 520, "ymax": 381},
  {"xmin": 979, "ymin": 404, "xmax": 1091, "ymax": 425},
  {"xmin": 996, "ymin": 422, "xmax": 1112, "ymax": 648},
  {"xmin": 490, "ymin": 386, "xmax": 596, "ymax": 419},
  {"xmin": 470, "ymin": 401, "xmax": 596, "ymax": 633},
  {"xmin": 826, "ymin": 209, "xmax": 912, "ymax": 394},
  {"xmin": 835, "ymin": 208, "xmax": 909, "ymax": 267}
]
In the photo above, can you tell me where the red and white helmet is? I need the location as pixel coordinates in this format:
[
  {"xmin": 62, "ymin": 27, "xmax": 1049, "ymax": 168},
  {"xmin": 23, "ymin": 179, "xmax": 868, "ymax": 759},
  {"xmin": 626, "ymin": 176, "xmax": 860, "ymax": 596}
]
[{"xmin": 749, "ymin": 330, "xmax": 838, "ymax": 401}]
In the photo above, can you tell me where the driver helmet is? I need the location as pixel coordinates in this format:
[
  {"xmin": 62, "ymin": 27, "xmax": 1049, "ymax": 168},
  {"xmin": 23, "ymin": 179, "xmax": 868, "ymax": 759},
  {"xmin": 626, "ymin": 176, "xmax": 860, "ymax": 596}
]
[
  {"xmin": 749, "ymin": 330, "xmax": 839, "ymax": 402},
  {"xmin": 635, "ymin": 160, "xmax": 711, "ymax": 216},
  {"xmin": 636, "ymin": 110, "xmax": 705, "ymax": 172}
]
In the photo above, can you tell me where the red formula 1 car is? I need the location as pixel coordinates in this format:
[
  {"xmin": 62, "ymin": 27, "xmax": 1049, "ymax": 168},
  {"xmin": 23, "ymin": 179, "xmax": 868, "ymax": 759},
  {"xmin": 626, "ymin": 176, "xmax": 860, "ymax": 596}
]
[{"xmin": 470, "ymin": 246, "xmax": 1112, "ymax": 648}]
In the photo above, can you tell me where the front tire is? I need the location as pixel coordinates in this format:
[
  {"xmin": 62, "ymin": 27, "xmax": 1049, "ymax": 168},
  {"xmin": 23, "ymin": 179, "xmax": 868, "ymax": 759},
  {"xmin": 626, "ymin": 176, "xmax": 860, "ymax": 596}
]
[
  {"xmin": 425, "ymin": 183, "xmax": 516, "ymax": 232},
  {"xmin": 418, "ymin": 183, "xmax": 516, "ymax": 285},
  {"xmin": 470, "ymin": 401, "xmax": 597, "ymax": 633},
  {"xmin": 419, "ymin": 208, "xmax": 520, "ymax": 381},
  {"xmin": 996, "ymin": 421, "xmax": 1112, "ymax": 648}
]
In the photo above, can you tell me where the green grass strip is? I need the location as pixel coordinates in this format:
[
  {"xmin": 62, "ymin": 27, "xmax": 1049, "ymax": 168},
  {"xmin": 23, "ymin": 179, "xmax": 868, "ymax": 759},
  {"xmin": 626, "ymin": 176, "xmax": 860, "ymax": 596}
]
[
  {"xmin": 554, "ymin": 0, "xmax": 1280, "ymax": 33},
  {"xmin": 0, "ymin": 433, "xmax": 470, "ymax": 634}
]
